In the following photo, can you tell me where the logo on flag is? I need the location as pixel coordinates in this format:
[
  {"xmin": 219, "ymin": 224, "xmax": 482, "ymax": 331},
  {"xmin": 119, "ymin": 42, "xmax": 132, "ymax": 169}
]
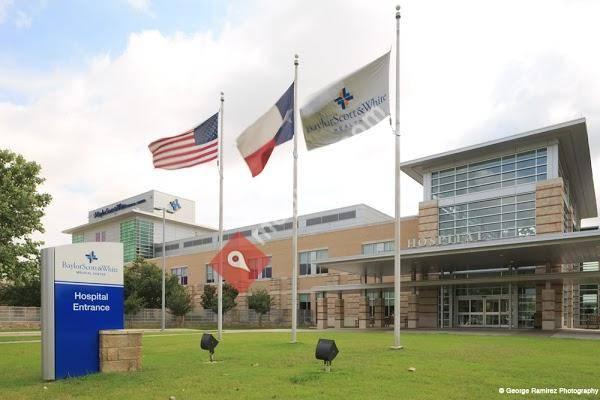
[
  {"xmin": 334, "ymin": 88, "xmax": 353, "ymax": 110},
  {"xmin": 301, "ymin": 52, "xmax": 390, "ymax": 151},
  {"xmin": 209, "ymin": 233, "xmax": 270, "ymax": 293}
]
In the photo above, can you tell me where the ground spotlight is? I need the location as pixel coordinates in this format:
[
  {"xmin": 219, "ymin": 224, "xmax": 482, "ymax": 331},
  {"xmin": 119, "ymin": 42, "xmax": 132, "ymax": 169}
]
[
  {"xmin": 315, "ymin": 339, "xmax": 338, "ymax": 372},
  {"xmin": 200, "ymin": 333, "xmax": 219, "ymax": 362}
]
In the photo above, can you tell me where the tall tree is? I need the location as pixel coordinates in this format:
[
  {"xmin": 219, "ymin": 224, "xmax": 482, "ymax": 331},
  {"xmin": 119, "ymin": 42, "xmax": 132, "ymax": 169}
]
[
  {"xmin": 200, "ymin": 283, "xmax": 238, "ymax": 314},
  {"xmin": 0, "ymin": 149, "xmax": 51, "ymax": 306},
  {"xmin": 124, "ymin": 257, "xmax": 180, "ymax": 309}
]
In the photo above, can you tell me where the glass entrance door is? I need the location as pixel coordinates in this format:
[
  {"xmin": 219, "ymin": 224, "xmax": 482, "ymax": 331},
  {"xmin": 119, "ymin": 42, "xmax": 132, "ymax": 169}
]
[{"xmin": 457, "ymin": 296, "xmax": 510, "ymax": 327}]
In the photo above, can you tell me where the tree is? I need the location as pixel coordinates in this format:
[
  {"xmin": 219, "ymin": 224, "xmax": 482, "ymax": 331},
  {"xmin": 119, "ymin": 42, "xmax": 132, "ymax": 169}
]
[
  {"xmin": 124, "ymin": 257, "xmax": 180, "ymax": 309},
  {"xmin": 0, "ymin": 149, "xmax": 51, "ymax": 306},
  {"xmin": 200, "ymin": 283, "xmax": 238, "ymax": 315},
  {"xmin": 124, "ymin": 292, "xmax": 144, "ymax": 316},
  {"xmin": 0, "ymin": 278, "xmax": 41, "ymax": 307},
  {"xmin": 167, "ymin": 285, "xmax": 194, "ymax": 327},
  {"xmin": 247, "ymin": 288, "xmax": 273, "ymax": 327}
]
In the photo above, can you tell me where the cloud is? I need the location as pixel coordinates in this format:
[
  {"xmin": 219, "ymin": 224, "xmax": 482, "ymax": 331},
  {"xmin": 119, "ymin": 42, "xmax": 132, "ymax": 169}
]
[
  {"xmin": 0, "ymin": 0, "xmax": 13, "ymax": 24},
  {"xmin": 14, "ymin": 10, "xmax": 31, "ymax": 28},
  {"xmin": 126, "ymin": 0, "xmax": 151, "ymax": 13},
  {"xmin": 1, "ymin": 0, "xmax": 600, "ymax": 247}
]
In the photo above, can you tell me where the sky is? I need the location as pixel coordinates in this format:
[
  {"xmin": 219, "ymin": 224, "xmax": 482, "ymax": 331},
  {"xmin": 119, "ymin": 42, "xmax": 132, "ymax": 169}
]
[{"xmin": 1, "ymin": 0, "xmax": 600, "ymax": 247}]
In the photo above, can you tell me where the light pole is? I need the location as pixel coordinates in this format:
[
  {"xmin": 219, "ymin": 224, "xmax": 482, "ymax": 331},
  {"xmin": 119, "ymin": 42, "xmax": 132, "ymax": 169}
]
[{"xmin": 154, "ymin": 206, "xmax": 175, "ymax": 331}]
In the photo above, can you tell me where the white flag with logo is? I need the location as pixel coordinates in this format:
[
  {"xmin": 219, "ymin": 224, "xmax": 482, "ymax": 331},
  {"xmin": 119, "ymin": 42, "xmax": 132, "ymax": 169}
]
[{"xmin": 300, "ymin": 51, "xmax": 390, "ymax": 151}]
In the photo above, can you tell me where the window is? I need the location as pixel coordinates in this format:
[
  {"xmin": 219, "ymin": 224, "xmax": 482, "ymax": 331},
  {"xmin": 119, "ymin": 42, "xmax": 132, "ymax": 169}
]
[
  {"xmin": 183, "ymin": 237, "xmax": 213, "ymax": 248},
  {"xmin": 249, "ymin": 256, "xmax": 272, "ymax": 280},
  {"xmin": 171, "ymin": 267, "xmax": 188, "ymax": 285},
  {"xmin": 438, "ymin": 193, "xmax": 536, "ymax": 242},
  {"xmin": 362, "ymin": 241, "xmax": 394, "ymax": 255},
  {"xmin": 518, "ymin": 287, "xmax": 536, "ymax": 328},
  {"xmin": 299, "ymin": 250, "xmax": 328, "ymax": 276},
  {"xmin": 580, "ymin": 284, "xmax": 599, "ymax": 325},
  {"xmin": 305, "ymin": 210, "xmax": 356, "ymax": 227},
  {"xmin": 299, "ymin": 294, "xmax": 311, "ymax": 310},
  {"xmin": 120, "ymin": 219, "xmax": 154, "ymax": 263},
  {"xmin": 431, "ymin": 148, "xmax": 547, "ymax": 199},
  {"xmin": 72, "ymin": 233, "xmax": 84, "ymax": 244},
  {"xmin": 95, "ymin": 231, "xmax": 106, "ymax": 242},
  {"xmin": 383, "ymin": 290, "xmax": 394, "ymax": 317},
  {"xmin": 206, "ymin": 264, "xmax": 215, "ymax": 283}
]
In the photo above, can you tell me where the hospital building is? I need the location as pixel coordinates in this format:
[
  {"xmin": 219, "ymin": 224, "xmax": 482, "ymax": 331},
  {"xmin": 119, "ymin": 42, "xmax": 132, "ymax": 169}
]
[{"xmin": 66, "ymin": 119, "xmax": 600, "ymax": 330}]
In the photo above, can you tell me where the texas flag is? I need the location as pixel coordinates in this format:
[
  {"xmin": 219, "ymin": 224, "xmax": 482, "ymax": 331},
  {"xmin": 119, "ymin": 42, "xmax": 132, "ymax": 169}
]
[{"xmin": 236, "ymin": 83, "xmax": 294, "ymax": 177}]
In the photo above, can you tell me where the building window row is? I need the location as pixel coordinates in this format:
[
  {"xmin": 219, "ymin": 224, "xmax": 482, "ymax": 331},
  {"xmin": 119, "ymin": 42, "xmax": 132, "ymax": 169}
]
[
  {"xmin": 306, "ymin": 210, "xmax": 356, "ymax": 227},
  {"xmin": 438, "ymin": 193, "xmax": 536, "ymax": 241},
  {"xmin": 362, "ymin": 240, "xmax": 394, "ymax": 255},
  {"xmin": 205, "ymin": 256, "xmax": 273, "ymax": 284},
  {"xmin": 431, "ymin": 148, "xmax": 547, "ymax": 199}
]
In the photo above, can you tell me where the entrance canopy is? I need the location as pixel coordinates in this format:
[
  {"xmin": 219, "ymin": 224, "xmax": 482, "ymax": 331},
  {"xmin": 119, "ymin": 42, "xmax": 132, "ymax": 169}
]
[{"xmin": 318, "ymin": 230, "xmax": 600, "ymax": 276}]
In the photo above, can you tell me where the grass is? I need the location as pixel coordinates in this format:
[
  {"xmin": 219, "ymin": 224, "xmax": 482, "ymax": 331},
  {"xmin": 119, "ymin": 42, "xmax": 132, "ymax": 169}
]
[{"xmin": 0, "ymin": 331, "xmax": 599, "ymax": 400}]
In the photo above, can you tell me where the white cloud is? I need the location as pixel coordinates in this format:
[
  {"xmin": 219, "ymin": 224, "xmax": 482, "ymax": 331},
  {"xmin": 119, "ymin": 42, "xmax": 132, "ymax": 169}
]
[
  {"xmin": 14, "ymin": 10, "xmax": 31, "ymax": 28},
  {"xmin": 0, "ymin": 0, "xmax": 13, "ymax": 24},
  {"xmin": 126, "ymin": 0, "xmax": 151, "ymax": 13},
  {"xmin": 1, "ymin": 0, "xmax": 600, "ymax": 247}
]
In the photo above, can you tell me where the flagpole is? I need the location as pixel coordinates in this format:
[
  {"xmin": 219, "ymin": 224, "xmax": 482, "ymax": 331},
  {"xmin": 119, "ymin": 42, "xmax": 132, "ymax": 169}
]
[
  {"xmin": 217, "ymin": 92, "xmax": 224, "ymax": 341},
  {"xmin": 392, "ymin": 4, "xmax": 403, "ymax": 350},
  {"xmin": 291, "ymin": 54, "xmax": 299, "ymax": 343}
]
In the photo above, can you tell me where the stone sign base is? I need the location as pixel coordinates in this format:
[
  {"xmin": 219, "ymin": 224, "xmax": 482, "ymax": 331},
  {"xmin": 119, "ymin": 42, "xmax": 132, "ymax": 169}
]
[{"xmin": 99, "ymin": 329, "xmax": 143, "ymax": 373}]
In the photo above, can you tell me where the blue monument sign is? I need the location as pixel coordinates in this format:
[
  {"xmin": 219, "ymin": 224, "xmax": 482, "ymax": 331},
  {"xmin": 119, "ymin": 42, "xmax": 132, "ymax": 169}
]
[{"xmin": 41, "ymin": 242, "xmax": 124, "ymax": 380}]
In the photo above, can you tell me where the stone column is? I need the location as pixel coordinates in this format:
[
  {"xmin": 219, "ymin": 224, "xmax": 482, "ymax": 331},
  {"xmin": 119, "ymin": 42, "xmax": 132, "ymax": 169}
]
[
  {"xmin": 99, "ymin": 330, "xmax": 143, "ymax": 373},
  {"xmin": 373, "ymin": 298, "xmax": 384, "ymax": 328},
  {"xmin": 358, "ymin": 296, "xmax": 368, "ymax": 329},
  {"xmin": 316, "ymin": 296, "xmax": 328, "ymax": 330},
  {"xmin": 542, "ymin": 285, "xmax": 556, "ymax": 331},
  {"xmin": 334, "ymin": 298, "xmax": 344, "ymax": 329},
  {"xmin": 408, "ymin": 292, "xmax": 418, "ymax": 329},
  {"xmin": 326, "ymin": 293, "xmax": 337, "ymax": 328}
]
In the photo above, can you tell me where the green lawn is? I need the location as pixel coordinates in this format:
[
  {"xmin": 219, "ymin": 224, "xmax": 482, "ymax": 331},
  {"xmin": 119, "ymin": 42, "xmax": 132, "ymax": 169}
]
[{"xmin": 1, "ymin": 331, "xmax": 598, "ymax": 400}]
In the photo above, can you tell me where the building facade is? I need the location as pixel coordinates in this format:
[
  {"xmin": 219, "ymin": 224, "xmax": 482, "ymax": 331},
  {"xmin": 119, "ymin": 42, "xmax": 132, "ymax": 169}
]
[
  {"xmin": 76, "ymin": 119, "xmax": 600, "ymax": 330},
  {"xmin": 63, "ymin": 190, "xmax": 215, "ymax": 262}
]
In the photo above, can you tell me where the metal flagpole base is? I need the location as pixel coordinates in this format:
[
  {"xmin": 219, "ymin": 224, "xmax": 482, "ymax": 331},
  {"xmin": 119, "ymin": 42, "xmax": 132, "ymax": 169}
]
[{"xmin": 389, "ymin": 345, "xmax": 404, "ymax": 350}]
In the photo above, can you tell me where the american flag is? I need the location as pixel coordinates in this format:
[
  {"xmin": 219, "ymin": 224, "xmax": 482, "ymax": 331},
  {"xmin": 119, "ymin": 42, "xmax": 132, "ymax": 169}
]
[{"xmin": 149, "ymin": 113, "xmax": 219, "ymax": 170}]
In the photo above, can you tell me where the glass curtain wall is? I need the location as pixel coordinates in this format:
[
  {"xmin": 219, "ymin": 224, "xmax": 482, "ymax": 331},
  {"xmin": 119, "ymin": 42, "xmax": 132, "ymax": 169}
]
[{"xmin": 432, "ymin": 148, "xmax": 547, "ymax": 199}]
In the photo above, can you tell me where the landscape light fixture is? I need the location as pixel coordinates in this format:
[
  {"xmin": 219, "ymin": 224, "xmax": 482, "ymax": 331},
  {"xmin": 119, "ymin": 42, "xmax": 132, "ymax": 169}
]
[
  {"xmin": 315, "ymin": 339, "xmax": 338, "ymax": 372},
  {"xmin": 200, "ymin": 333, "xmax": 219, "ymax": 362}
]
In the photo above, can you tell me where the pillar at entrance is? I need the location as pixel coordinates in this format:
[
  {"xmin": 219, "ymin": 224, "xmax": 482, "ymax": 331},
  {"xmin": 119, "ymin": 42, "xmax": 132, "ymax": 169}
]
[
  {"xmin": 316, "ymin": 297, "xmax": 328, "ymax": 330},
  {"xmin": 334, "ymin": 298, "xmax": 344, "ymax": 329},
  {"xmin": 542, "ymin": 288, "xmax": 556, "ymax": 331},
  {"xmin": 326, "ymin": 293, "xmax": 337, "ymax": 328},
  {"xmin": 408, "ymin": 293, "xmax": 418, "ymax": 329},
  {"xmin": 358, "ymin": 297, "xmax": 368, "ymax": 329},
  {"xmin": 373, "ymin": 298, "xmax": 384, "ymax": 328}
]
